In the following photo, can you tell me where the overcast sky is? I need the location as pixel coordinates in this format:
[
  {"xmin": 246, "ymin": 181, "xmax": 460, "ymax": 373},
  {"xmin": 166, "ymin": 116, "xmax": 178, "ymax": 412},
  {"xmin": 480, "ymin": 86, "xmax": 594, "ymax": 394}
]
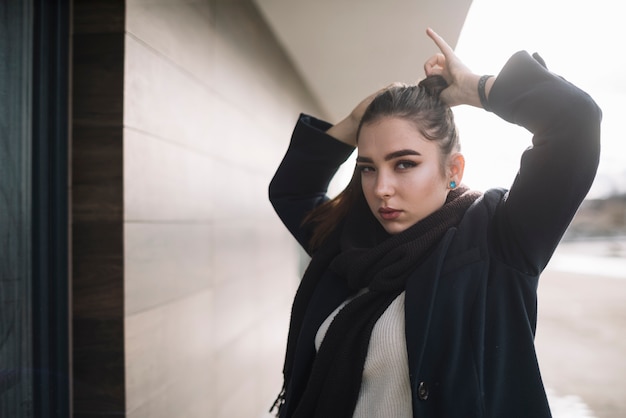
[{"xmin": 454, "ymin": 0, "xmax": 625, "ymax": 198}]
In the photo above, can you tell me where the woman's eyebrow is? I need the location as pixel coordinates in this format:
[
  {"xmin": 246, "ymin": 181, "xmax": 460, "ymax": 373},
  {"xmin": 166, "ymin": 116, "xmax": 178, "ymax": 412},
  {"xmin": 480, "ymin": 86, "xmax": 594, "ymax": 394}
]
[
  {"xmin": 385, "ymin": 149, "xmax": 421, "ymax": 160},
  {"xmin": 357, "ymin": 149, "xmax": 421, "ymax": 163}
]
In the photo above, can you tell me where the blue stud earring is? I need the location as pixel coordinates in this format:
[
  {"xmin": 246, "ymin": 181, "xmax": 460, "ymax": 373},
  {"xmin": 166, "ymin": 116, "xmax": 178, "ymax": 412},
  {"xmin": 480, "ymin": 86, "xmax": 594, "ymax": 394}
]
[{"xmin": 449, "ymin": 181, "xmax": 457, "ymax": 189}]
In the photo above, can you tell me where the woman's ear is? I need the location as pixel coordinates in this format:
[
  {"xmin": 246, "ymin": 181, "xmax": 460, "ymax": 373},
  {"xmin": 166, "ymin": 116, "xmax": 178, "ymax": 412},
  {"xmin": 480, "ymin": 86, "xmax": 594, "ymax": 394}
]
[{"xmin": 447, "ymin": 152, "xmax": 465, "ymax": 185}]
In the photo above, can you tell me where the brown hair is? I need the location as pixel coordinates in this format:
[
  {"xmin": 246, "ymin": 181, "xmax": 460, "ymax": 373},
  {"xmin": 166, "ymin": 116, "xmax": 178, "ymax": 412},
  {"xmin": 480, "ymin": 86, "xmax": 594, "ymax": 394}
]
[{"xmin": 304, "ymin": 75, "xmax": 458, "ymax": 250}]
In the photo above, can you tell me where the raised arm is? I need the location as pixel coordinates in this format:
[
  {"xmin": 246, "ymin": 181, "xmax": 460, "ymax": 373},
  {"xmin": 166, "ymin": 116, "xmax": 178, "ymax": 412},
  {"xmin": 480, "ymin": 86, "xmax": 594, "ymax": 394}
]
[
  {"xmin": 488, "ymin": 52, "xmax": 601, "ymax": 273},
  {"xmin": 268, "ymin": 115, "xmax": 355, "ymax": 254},
  {"xmin": 269, "ymin": 88, "xmax": 385, "ymax": 253},
  {"xmin": 424, "ymin": 28, "xmax": 602, "ymax": 273}
]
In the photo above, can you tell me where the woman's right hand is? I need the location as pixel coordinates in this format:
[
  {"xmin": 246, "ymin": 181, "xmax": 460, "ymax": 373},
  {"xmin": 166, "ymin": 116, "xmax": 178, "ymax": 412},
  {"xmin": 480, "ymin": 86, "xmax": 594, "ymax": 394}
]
[{"xmin": 327, "ymin": 84, "xmax": 401, "ymax": 147}]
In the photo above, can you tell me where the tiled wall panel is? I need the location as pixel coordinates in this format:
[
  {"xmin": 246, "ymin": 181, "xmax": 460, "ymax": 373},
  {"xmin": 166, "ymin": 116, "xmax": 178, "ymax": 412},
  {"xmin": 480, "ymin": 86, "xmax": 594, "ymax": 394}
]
[
  {"xmin": 123, "ymin": 0, "xmax": 323, "ymax": 416},
  {"xmin": 125, "ymin": 290, "xmax": 214, "ymax": 416}
]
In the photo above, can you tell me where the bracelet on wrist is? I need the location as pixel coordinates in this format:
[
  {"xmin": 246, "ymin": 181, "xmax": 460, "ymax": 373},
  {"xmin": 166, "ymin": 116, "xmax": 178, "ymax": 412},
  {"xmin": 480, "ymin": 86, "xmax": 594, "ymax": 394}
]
[{"xmin": 478, "ymin": 75, "xmax": 493, "ymax": 112}]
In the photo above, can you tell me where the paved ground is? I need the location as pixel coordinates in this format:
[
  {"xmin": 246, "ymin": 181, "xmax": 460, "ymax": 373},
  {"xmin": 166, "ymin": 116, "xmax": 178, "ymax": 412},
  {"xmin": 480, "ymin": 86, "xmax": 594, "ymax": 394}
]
[{"xmin": 536, "ymin": 243, "xmax": 626, "ymax": 418}]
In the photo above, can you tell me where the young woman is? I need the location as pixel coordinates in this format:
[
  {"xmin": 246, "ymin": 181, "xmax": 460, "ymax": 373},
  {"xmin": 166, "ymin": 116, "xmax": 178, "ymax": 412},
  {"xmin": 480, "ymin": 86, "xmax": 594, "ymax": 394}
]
[{"xmin": 269, "ymin": 28, "xmax": 601, "ymax": 418}]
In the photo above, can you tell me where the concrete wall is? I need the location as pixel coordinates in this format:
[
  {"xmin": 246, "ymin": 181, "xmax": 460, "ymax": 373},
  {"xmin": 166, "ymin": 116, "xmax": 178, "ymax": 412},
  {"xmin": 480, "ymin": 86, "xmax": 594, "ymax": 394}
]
[
  {"xmin": 72, "ymin": 0, "xmax": 324, "ymax": 416},
  {"xmin": 123, "ymin": 0, "xmax": 324, "ymax": 416}
]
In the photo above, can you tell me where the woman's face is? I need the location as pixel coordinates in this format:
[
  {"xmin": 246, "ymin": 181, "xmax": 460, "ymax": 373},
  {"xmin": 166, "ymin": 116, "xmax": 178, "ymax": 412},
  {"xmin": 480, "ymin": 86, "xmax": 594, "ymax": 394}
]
[{"xmin": 357, "ymin": 117, "xmax": 461, "ymax": 234}]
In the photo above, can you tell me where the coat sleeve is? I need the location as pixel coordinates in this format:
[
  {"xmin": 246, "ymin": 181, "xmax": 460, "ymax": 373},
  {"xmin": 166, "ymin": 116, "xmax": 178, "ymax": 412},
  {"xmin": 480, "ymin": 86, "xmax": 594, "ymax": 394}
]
[
  {"xmin": 269, "ymin": 114, "xmax": 355, "ymax": 254},
  {"xmin": 488, "ymin": 51, "xmax": 602, "ymax": 274}
]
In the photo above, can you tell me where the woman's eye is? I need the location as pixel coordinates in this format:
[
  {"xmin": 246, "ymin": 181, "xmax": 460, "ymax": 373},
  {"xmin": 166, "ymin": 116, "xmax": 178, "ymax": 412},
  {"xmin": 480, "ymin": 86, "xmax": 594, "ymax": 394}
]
[
  {"xmin": 357, "ymin": 165, "xmax": 374, "ymax": 173},
  {"xmin": 396, "ymin": 161, "xmax": 417, "ymax": 170}
]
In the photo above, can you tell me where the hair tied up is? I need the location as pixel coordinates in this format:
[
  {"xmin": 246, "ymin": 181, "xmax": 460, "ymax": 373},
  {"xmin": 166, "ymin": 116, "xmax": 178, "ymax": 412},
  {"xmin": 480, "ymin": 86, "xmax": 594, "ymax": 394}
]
[
  {"xmin": 418, "ymin": 75, "xmax": 448, "ymax": 101},
  {"xmin": 306, "ymin": 73, "xmax": 458, "ymax": 250}
]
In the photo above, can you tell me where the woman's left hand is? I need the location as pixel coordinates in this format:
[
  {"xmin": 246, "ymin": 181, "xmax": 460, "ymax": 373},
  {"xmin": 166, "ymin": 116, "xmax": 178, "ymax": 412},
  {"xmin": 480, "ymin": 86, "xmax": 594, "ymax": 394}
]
[{"xmin": 423, "ymin": 28, "xmax": 493, "ymax": 108}]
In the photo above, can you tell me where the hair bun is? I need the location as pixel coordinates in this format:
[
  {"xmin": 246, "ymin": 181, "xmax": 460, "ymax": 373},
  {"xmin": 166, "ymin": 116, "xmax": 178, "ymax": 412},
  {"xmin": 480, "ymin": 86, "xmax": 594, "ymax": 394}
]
[{"xmin": 418, "ymin": 75, "xmax": 448, "ymax": 100}]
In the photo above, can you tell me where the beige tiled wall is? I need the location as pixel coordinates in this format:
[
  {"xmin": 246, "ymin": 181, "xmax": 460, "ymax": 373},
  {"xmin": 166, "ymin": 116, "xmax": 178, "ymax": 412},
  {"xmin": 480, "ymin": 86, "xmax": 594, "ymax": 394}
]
[{"xmin": 123, "ymin": 0, "xmax": 323, "ymax": 416}]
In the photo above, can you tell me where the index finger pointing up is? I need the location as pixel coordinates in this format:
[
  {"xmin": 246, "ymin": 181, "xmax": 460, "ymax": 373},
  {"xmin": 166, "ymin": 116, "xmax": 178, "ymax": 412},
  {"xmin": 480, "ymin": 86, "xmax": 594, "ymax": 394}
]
[{"xmin": 426, "ymin": 28, "xmax": 454, "ymax": 57}]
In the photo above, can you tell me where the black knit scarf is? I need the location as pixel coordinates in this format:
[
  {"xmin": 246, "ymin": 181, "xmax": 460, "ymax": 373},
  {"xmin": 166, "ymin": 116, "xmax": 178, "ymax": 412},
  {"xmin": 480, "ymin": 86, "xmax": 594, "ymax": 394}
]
[{"xmin": 273, "ymin": 185, "xmax": 482, "ymax": 418}]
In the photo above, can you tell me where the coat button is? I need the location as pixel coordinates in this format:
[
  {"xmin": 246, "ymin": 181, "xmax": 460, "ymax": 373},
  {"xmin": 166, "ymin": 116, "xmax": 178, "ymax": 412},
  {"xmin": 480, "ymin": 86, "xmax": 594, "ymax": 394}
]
[{"xmin": 417, "ymin": 381, "xmax": 429, "ymax": 401}]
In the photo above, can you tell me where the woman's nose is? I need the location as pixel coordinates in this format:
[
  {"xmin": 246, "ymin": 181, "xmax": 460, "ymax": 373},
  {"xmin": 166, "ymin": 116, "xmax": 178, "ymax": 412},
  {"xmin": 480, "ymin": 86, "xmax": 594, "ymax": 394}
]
[{"xmin": 374, "ymin": 172, "xmax": 394, "ymax": 199}]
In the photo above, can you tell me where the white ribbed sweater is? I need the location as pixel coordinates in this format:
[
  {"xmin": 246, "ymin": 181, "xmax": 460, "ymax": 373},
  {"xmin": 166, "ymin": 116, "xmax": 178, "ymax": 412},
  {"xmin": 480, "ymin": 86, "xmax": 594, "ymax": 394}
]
[{"xmin": 315, "ymin": 291, "xmax": 412, "ymax": 418}]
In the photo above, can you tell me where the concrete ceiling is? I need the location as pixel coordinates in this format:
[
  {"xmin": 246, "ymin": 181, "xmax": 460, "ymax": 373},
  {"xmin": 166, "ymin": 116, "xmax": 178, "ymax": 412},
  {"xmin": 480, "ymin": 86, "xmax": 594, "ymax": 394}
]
[{"xmin": 253, "ymin": 0, "xmax": 473, "ymax": 121}]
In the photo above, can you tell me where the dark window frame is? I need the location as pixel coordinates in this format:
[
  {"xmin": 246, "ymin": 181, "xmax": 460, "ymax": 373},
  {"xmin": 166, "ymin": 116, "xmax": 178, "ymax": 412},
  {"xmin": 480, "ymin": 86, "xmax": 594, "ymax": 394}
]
[{"xmin": 31, "ymin": 0, "xmax": 71, "ymax": 416}]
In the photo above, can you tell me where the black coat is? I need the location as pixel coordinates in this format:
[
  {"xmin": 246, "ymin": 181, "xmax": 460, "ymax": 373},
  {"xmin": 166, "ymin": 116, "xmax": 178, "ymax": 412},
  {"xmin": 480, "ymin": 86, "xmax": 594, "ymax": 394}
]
[{"xmin": 269, "ymin": 51, "xmax": 601, "ymax": 417}]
